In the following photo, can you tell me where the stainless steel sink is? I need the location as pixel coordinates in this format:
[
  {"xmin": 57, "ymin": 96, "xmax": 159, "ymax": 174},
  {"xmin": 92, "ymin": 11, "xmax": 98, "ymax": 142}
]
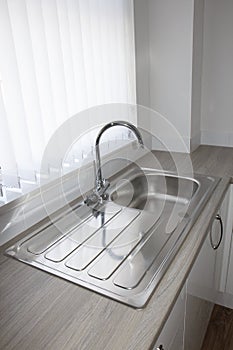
[
  {"xmin": 5, "ymin": 167, "xmax": 220, "ymax": 308},
  {"xmin": 111, "ymin": 169, "xmax": 199, "ymax": 213}
]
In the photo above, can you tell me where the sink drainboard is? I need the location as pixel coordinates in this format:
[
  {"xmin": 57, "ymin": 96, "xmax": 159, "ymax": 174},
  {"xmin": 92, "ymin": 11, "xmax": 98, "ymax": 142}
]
[{"xmin": 5, "ymin": 199, "xmax": 183, "ymax": 308}]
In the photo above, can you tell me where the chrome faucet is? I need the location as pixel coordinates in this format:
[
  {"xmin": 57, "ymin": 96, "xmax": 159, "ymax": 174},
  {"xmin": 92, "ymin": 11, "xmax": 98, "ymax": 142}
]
[{"xmin": 84, "ymin": 120, "xmax": 144, "ymax": 207}]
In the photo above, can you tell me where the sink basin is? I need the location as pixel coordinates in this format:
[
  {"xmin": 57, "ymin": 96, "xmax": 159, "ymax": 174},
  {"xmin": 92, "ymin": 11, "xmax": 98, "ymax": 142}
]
[
  {"xmin": 5, "ymin": 167, "xmax": 220, "ymax": 308},
  {"xmin": 110, "ymin": 169, "xmax": 201, "ymax": 234},
  {"xmin": 111, "ymin": 170, "xmax": 199, "ymax": 212}
]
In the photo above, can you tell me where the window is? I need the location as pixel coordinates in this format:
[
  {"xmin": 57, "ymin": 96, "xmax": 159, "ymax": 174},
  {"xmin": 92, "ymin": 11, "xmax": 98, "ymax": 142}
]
[{"xmin": 0, "ymin": 0, "xmax": 136, "ymax": 203}]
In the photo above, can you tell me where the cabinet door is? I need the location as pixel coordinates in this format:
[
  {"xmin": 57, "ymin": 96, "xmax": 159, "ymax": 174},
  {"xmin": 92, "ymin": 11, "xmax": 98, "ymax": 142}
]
[
  {"xmin": 213, "ymin": 185, "xmax": 233, "ymax": 308},
  {"xmin": 154, "ymin": 286, "xmax": 186, "ymax": 350},
  {"xmin": 184, "ymin": 185, "xmax": 233, "ymax": 350},
  {"xmin": 224, "ymin": 185, "xmax": 233, "ymax": 294},
  {"xmin": 184, "ymin": 231, "xmax": 216, "ymax": 350},
  {"xmin": 186, "ymin": 220, "xmax": 223, "ymax": 302}
]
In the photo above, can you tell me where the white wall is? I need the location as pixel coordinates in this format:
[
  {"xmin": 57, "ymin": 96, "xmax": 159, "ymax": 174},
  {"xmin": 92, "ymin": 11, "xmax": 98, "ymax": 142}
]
[
  {"xmin": 134, "ymin": 0, "xmax": 152, "ymax": 149},
  {"xmin": 134, "ymin": 0, "xmax": 150, "ymax": 109},
  {"xmin": 134, "ymin": 0, "xmax": 233, "ymax": 151},
  {"xmin": 201, "ymin": 0, "xmax": 233, "ymax": 147},
  {"xmin": 134, "ymin": 0, "xmax": 197, "ymax": 152},
  {"xmin": 190, "ymin": 0, "xmax": 204, "ymax": 151},
  {"xmin": 148, "ymin": 0, "xmax": 194, "ymax": 152}
]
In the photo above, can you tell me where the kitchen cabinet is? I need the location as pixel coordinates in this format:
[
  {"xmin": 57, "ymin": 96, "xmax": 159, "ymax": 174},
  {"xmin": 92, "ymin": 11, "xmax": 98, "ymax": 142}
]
[
  {"xmin": 222, "ymin": 185, "xmax": 233, "ymax": 294},
  {"xmin": 154, "ymin": 286, "xmax": 186, "ymax": 350},
  {"xmin": 184, "ymin": 184, "xmax": 233, "ymax": 349},
  {"xmin": 184, "ymin": 226, "xmax": 219, "ymax": 350},
  {"xmin": 185, "ymin": 184, "xmax": 233, "ymax": 350},
  {"xmin": 154, "ymin": 225, "xmax": 217, "ymax": 350},
  {"xmin": 186, "ymin": 213, "xmax": 225, "ymax": 304},
  {"xmin": 191, "ymin": 184, "xmax": 233, "ymax": 309},
  {"xmin": 213, "ymin": 184, "xmax": 233, "ymax": 307},
  {"xmin": 154, "ymin": 184, "xmax": 232, "ymax": 350}
]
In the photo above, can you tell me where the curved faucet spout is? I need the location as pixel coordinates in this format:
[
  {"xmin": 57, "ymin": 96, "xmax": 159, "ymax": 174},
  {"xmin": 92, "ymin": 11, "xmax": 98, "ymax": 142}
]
[{"xmin": 95, "ymin": 120, "xmax": 144, "ymax": 192}]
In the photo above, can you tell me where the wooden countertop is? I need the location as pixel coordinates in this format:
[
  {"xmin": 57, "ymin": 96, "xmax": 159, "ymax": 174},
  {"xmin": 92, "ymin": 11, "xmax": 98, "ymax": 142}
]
[{"xmin": 0, "ymin": 145, "xmax": 233, "ymax": 350}]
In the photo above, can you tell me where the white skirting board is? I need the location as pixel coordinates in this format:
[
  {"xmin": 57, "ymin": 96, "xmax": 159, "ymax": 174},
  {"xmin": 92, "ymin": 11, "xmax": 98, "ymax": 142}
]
[{"xmin": 201, "ymin": 130, "xmax": 233, "ymax": 148}]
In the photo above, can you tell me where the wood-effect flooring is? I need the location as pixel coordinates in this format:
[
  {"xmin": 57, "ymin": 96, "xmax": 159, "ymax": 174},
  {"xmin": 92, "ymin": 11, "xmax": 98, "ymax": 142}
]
[{"xmin": 201, "ymin": 305, "xmax": 233, "ymax": 350}]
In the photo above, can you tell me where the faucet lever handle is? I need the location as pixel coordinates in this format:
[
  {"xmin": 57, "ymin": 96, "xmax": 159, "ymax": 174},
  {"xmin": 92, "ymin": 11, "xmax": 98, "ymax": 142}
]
[
  {"xmin": 97, "ymin": 179, "xmax": 110, "ymax": 198},
  {"xmin": 84, "ymin": 192, "xmax": 100, "ymax": 207}
]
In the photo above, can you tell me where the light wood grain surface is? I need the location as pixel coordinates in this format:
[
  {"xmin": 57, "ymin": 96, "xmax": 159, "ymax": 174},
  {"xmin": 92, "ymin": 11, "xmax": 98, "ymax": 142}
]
[
  {"xmin": 201, "ymin": 304, "xmax": 233, "ymax": 350},
  {"xmin": 0, "ymin": 146, "xmax": 232, "ymax": 350}
]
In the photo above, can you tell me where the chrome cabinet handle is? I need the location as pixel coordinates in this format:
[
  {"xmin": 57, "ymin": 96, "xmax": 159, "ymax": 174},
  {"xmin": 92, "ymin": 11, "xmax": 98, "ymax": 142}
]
[
  {"xmin": 156, "ymin": 345, "xmax": 164, "ymax": 350},
  {"xmin": 210, "ymin": 214, "xmax": 223, "ymax": 250}
]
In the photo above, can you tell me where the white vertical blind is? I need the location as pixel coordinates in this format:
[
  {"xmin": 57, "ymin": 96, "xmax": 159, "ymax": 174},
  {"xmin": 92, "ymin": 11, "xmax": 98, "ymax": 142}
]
[{"xmin": 0, "ymin": 0, "xmax": 136, "ymax": 184}]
